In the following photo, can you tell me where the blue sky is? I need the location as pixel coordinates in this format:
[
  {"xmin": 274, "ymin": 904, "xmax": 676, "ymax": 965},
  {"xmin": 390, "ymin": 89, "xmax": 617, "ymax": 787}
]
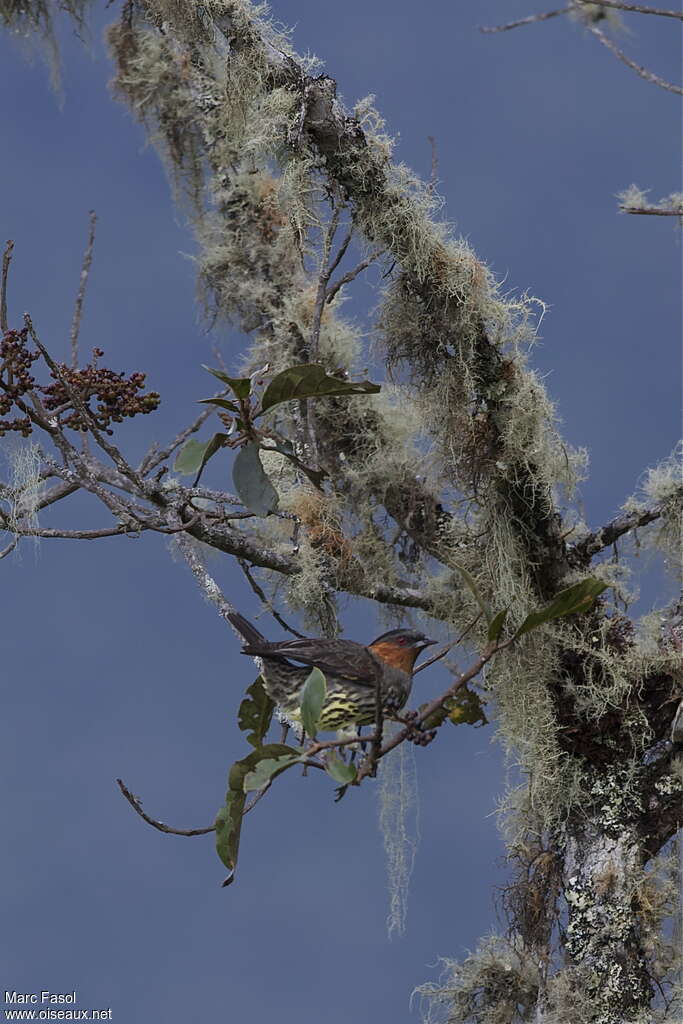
[{"xmin": 1, "ymin": 2, "xmax": 680, "ymax": 1022}]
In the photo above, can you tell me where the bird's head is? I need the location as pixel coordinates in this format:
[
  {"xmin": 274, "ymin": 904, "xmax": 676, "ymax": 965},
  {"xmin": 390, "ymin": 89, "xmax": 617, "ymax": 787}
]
[{"xmin": 368, "ymin": 627, "xmax": 437, "ymax": 672}]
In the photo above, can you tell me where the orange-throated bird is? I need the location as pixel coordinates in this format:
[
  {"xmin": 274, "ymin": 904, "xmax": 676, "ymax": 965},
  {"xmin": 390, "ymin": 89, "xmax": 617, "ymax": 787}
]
[{"xmin": 228, "ymin": 612, "xmax": 436, "ymax": 731}]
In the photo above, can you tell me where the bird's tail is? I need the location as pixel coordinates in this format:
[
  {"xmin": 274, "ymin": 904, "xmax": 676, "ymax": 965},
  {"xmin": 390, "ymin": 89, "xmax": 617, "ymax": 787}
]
[{"xmin": 227, "ymin": 611, "xmax": 266, "ymax": 648}]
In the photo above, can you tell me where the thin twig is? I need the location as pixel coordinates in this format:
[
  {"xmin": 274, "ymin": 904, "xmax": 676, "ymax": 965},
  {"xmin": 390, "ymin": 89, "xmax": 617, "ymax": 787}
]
[
  {"xmin": 621, "ymin": 206, "xmax": 683, "ymax": 216},
  {"xmin": 569, "ymin": 499, "xmax": 674, "ymax": 564},
  {"xmin": 583, "ymin": 0, "xmax": 683, "ymax": 18},
  {"xmin": 139, "ymin": 404, "xmax": 215, "ymax": 475},
  {"xmin": 116, "ymin": 779, "xmax": 214, "ymax": 836},
  {"xmin": 4, "ymin": 523, "xmax": 144, "ymax": 540},
  {"xmin": 70, "ymin": 211, "xmax": 97, "ymax": 369},
  {"xmin": 325, "ymin": 249, "xmax": 384, "ymax": 305},
  {"xmin": 427, "ymin": 135, "xmax": 438, "ymax": 193},
  {"xmin": 25, "ymin": 316, "xmax": 143, "ymax": 486},
  {"xmin": 480, "ymin": 7, "xmax": 571, "ymax": 33},
  {"xmin": 0, "ymin": 536, "xmax": 19, "ymax": 559},
  {"xmin": 244, "ymin": 780, "xmax": 273, "ymax": 813},
  {"xmin": 175, "ymin": 529, "xmax": 238, "ymax": 628},
  {"xmin": 1, "ymin": 239, "xmax": 14, "ymax": 333},
  {"xmin": 310, "ymin": 206, "xmax": 341, "ymax": 360},
  {"xmin": 356, "ymin": 637, "xmax": 514, "ymax": 782},
  {"xmin": 414, "ymin": 612, "xmax": 483, "ymax": 674},
  {"xmin": 370, "ymin": 676, "xmax": 384, "ymax": 773},
  {"xmin": 588, "ymin": 23, "xmax": 683, "ymax": 94},
  {"xmin": 237, "ymin": 557, "xmax": 306, "ymax": 637},
  {"xmin": 326, "ymin": 224, "xmax": 353, "ymax": 280}
]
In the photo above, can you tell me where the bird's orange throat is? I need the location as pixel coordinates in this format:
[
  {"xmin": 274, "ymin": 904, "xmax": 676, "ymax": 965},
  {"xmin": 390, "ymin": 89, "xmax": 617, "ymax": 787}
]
[{"xmin": 369, "ymin": 641, "xmax": 418, "ymax": 673}]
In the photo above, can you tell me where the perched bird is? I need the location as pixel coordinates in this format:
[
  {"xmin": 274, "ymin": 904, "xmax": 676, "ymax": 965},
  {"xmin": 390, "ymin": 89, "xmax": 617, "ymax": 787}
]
[{"xmin": 228, "ymin": 612, "xmax": 436, "ymax": 731}]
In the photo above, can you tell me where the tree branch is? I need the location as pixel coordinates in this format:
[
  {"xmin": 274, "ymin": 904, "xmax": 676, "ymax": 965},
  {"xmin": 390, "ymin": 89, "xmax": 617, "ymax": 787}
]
[
  {"xmin": 116, "ymin": 778, "xmax": 214, "ymax": 836},
  {"xmin": 569, "ymin": 500, "xmax": 674, "ymax": 565},
  {"xmin": 480, "ymin": 7, "xmax": 571, "ymax": 33},
  {"xmin": 70, "ymin": 211, "xmax": 97, "ymax": 369},
  {"xmin": 588, "ymin": 23, "xmax": 683, "ymax": 94}
]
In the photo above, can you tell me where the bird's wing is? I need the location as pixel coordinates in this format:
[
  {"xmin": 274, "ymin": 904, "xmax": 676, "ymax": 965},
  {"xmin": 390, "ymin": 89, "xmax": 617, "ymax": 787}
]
[{"xmin": 243, "ymin": 637, "xmax": 380, "ymax": 684}]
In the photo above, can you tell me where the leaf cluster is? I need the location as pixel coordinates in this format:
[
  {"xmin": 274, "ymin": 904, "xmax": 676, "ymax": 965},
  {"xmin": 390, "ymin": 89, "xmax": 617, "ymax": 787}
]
[{"xmin": 174, "ymin": 362, "xmax": 380, "ymax": 514}]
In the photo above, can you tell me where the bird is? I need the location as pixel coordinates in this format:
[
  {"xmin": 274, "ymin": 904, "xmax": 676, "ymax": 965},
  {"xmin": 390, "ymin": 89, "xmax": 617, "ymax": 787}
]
[{"xmin": 228, "ymin": 612, "xmax": 436, "ymax": 732}]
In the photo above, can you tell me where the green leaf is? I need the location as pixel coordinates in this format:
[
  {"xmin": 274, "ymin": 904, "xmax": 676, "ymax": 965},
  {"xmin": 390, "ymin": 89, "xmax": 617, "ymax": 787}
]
[
  {"xmin": 215, "ymin": 789, "xmax": 246, "ymax": 873},
  {"xmin": 202, "ymin": 365, "xmax": 251, "ymax": 400},
  {"xmin": 488, "ymin": 608, "xmax": 508, "ymax": 644},
  {"xmin": 516, "ymin": 578, "xmax": 608, "ymax": 638},
  {"xmin": 452, "ymin": 559, "xmax": 492, "ymax": 626},
  {"xmin": 259, "ymin": 364, "xmax": 381, "ymax": 415},
  {"xmin": 238, "ymin": 676, "xmax": 275, "ymax": 749},
  {"xmin": 418, "ymin": 686, "xmax": 488, "ymax": 730},
  {"xmin": 299, "ymin": 667, "xmax": 327, "ymax": 738},
  {"xmin": 199, "ymin": 397, "xmax": 240, "ymax": 414},
  {"xmin": 232, "ymin": 442, "xmax": 279, "ymax": 516},
  {"xmin": 324, "ymin": 753, "xmax": 358, "ymax": 785},
  {"xmin": 446, "ymin": 685, "xmax": 488, "ymax": 728},
  {"xmin": 173, "ymin": 432, "xmax": 228, "ymax": 483},
  {"xmin": 243, "ymin": 754, "xmax": 301, "ymax": 792},
  {"xmin": 264, "ymin": 441, "xmax": 328, "ymax": 490}
]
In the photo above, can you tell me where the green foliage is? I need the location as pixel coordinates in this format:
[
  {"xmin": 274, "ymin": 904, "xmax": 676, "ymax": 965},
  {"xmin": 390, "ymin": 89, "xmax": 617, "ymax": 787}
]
[
  {"xmin": 216, "ymin": 741, "xmax": 302, "ymax": 877},
  {"xmin": 418, "ymin": 685, "xmax": 488, "ymax": 730},
  {"xmin": 488, "ymin": 608, "xmax": 508, "ymax": 644},
  {"xmin": 173, "ymin": 432, "xmax": 228, "ymax": 480},
  {"xmin": 299, "ymin": 667, "xmax": 327, "ymax": 738},
  {"xmin": 242, "ymin": 752, "xmax": 301, "ymax": 791},
  {"xmin": 202, "ymin": 365, "xmax": 251, "ymax": 400},
  {"xmin": 199, "ymin": 397, "xmax": 240, "ymax": 414},
  {"xmin": 258, "ymin": 363, "xmax": 380, "ymax": 414},
  {"xmin": 237, "ymin": 676, "xmax": 275, "ymax": 748},
  {"xmin": 324, "ymin": 752, "xmax": 358, "ymax": 785},
  {"xmin": 516, "ymin": 578, "xmax": 608, "ymax": 637},
  {"xmin": 232, "ymin": 441, "xmax": 279, "ymax": 516}
]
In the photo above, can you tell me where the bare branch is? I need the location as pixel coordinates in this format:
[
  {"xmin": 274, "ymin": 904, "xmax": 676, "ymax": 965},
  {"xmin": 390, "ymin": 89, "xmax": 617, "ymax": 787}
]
[
  {"xmin": 326, "ymin": 224, "xmax": 353, "ymax": 280},
  {"xmin": 2, "ymin": 522, "xmax": 144, "ymax": 540},
  {"xmin": 427, "ymin": 135, "xmax": 438, "ymax": 193},
  {"xmin": 413, "ymin": 612, "xmax": 483, "ymax": 675},
  {"xmin": 1, "ymin": 239, "xmax": 14, "ymax": 333},
  {"xmin": 237, "ymin": 557, "xmax": 306, "ymax": 637},
  {"xmin": 310, "ymin": 205, "xmax": 340, "ymax": 360},
  {"xmin": 116, "ymin": 778, "xmax": 214, "ymax": 836},
  {"xmin": 0, "ymin": 536, "xmax": 19, "ymax": 559},
  {"xmin": 584, "ymin": 0, "xmax": 683, "ymax": 18},
  {"xmin": 569, "ymin": 499, "xmax": 677, "ymax": 564},
  {"xmin": 175, "ymin": 529, "xmax": 238, "ymax": 628},
  {"xmin": 325, "ymin": 248, "xmax": 384, "ymax": 305},
  {"xmin": 25, "ymin": 316, "xmax": 143, "ymax": 487},
  {"xmin": 355, "ymin": 637, "xmax": 514, "ymax": 782},
  {"xmin": 480, "ymin": 7, "xmax": 571, "ymax": 33},
  {"xmin": 480, "ymin": 1, "xmax": 683, "ymax": 34},
  {"xmin": 139, "ymin": 404, "xmax": 215, "ymax": 475},
  {"xmin": 588, "ymin": 23, "xmax": 683, "ymax": 94},
  {"xmin": 70, "ymin": 211, "xmax": 97, "ymax": 369},
  {"xmin": 621, "ymin": 205, "xmax": 683, "ymax": 216}
]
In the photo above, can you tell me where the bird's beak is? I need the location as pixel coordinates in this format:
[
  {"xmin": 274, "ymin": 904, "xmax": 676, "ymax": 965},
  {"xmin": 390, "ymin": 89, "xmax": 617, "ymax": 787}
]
[{"xmin": 418, "ymin": 638, "xmax": 437, "ymax": 651}]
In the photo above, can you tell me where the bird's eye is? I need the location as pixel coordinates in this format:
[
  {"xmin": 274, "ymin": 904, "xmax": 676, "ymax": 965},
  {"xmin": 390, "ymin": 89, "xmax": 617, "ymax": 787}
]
[{"xmin": 397, "ymin": 636, "xmax": 408, "ymax": 646}]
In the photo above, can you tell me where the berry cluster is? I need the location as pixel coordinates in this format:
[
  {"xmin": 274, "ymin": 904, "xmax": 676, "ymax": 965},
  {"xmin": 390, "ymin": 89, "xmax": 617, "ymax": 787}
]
[
  {"xmin": 0, "ymin": 331, "xmax": 160, "ymax": 437},
  {"xmin": 0, "ymin": 329, "xmax": 40, "ymax": 436},
  {"xmin": 402, "ymin": 709, "xmax": 438, "ymax": 747},
  {"xmin": 41, "ymin": 348, "xmax": 160, "ymax": 434}
]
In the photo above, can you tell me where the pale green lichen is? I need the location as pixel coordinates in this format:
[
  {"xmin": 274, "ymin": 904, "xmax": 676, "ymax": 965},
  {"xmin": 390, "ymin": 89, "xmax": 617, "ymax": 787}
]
[{"xmin": 378, "ymin": 724, "xmax": 420, "ymax": 939}]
